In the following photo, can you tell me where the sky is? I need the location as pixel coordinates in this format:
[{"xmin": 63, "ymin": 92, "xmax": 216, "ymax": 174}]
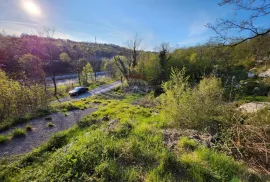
[{"xmin": 0, "ymin": 0, "xmax": 269, "ymax": 50}]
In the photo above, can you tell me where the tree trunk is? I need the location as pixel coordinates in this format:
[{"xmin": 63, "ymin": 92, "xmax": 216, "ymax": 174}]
[
  {"xmin": 78, "ymin": 72, "xmax": 81, "ymax": 85},
  {"xmin": 52, "ymin": 76, "xmax": 57, "ymax": 96}
]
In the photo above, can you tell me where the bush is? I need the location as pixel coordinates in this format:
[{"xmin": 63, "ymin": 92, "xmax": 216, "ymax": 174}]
[
  {"xmin": 11, "ymin": 128, "xmax": 26, "ymax": 138},
  {"xmin": 0, "ymin": 70, "xmax": 50, "ymax": 125},
  {"xmin": 0, "ymin": 135, "xmax": 9, "ymax": 144},
  {"xmin": 160, "ymin": 68, "xmax": 228, "ymax": 130}
]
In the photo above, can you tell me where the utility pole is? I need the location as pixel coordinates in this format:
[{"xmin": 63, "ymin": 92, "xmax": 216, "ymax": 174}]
[{"xmin": 94, "ymin": 36, "xmax": 97, "ymax": 81}]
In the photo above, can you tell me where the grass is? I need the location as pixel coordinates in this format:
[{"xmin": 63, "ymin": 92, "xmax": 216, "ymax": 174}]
[
  {"xmin": 238, "ymin": 95, "xmax": 270, "ymax": 102},
  {"xmin": 0, "ymin": 95, "xmax": 259, "ymax": 182},
  {"xmin": 46, "ymin": 122, "xmax": 55, "ymax": 128},
  {"xmin": 0, "ymin": 135, "xmax": 9, "ymax": 144},
  {"xmin": 177, "ymin": 137, "xmax": 246, "ymax": 182},
  {"xmin": 11, "ymin": 128, "xmax": 26, "ymax": 138}
]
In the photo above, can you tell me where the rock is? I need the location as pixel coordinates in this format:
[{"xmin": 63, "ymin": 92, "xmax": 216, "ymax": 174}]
[{"xmin": 107, "ymin": 119, "xmax": 119, "ymax": 127}]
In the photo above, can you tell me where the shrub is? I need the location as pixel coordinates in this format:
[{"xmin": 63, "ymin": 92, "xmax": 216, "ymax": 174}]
[
  {"xmin": 0, "ymin": 70, "xmax": 50, "ymax": 124},
  {"xmin": 160, "ymin": 68, "xmax": 228, "ymax": 130},
  {"xmin": 0, "ymin": 135, "xmax": 9, "ymax": 144},
  {"xmin": 46, "ymin": 122, "xmax": 55, "ymax": 128},
  {"xmin": 11, "ymin": 128, "xmax": 26, "ymax": 138}
]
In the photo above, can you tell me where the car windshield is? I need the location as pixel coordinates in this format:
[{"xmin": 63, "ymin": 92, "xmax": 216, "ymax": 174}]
[{"xmin": 74, "ymin": 87, "xmax": 82, "ymax": 91}]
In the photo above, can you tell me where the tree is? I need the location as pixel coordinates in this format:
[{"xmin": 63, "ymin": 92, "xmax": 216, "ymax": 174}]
[
  {"xmin": 113, "ymin": 34, "xmax": 142, "ymax": 83},
  {"xmin": 207, "ymin": 0, "xmax": 270, "ymax": 46},
  {"xmin": 137, "ymin": 52, "xmax": 160, "ymax": 84},
  {"xmin": 75, "ymin": 58, "xmax": 87, "ymax": 85},
  {"xmin": 156, "ymin": 43, "xmax": 171, "ymax": 84},
  {"xmin": 43, "ymin": 27, "xmax": 58, "ymax": 97},
  {"xmin": 126, "ymin": 34, "xmax": 142, "ymax": 68},
  {"xmin": 60, "ymin": 52, "xmax": 71, "ymax": 63},
  {"xmin": 18, "ymin": 53, "xmax": 45, "ymax": 83},
  {"xmin": 81, "ymin": 62, "xmax": 94, "ymax": 85}
]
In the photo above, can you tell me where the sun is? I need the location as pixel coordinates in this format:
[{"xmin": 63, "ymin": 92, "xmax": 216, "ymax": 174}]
[{"xmin": 22, "ymin": 0, "xmax": 41, "ymax": 17}]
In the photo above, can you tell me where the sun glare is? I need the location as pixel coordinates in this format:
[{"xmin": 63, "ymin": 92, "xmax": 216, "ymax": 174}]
[{"xmin": 22, "ymin": 0, "xmax": 41, "ymax": 17}]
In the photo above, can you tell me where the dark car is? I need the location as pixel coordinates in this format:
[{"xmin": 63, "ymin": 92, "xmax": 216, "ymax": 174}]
[{"xmin": 69, "ymin": 87, "xmax": 89, "ymax": 96}]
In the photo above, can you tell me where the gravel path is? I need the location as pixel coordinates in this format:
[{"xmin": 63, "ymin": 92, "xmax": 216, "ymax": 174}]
[{"xmin": 0, "ymin": 107, "xmax": 96, "ymax": 157}]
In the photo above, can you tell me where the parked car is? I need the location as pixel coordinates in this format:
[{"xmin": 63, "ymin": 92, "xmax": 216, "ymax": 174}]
[{"xmin": 69, "ymin": 87, "xmax": 89, "ymax": 96}]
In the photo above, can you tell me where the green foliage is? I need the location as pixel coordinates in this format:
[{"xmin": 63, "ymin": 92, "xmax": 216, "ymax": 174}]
[
  {"xmin": 0, "ymin": 135, "xmax": 9, "ymax": 144},
  {"xmin": 59, "ymin": 52, "xmax": 71, "ymax": 62},
  {"xmin": 11, "ymin": 128, "xmax": 26, "ymax": 138},
  {"xmin": 80, "ymin": 62, "xmax": 94, "ymax": 86},
  {"xmin": 46, "ymin": 122, "xmax": 55, "ymax": 128},
  {"xmin": 178, "ymin": 137, "xmax": 197, "ymax": 151},
  {"xmin": 0, "ymin": 97, "xmax": 254, "ymax": 182},
  {"xmin": 0, "ymin": 70, "xmax": 50, "ymax": 130},
  {"xmin": 77, "ymin": 115, "xmax": 96, "ymax": 128},
  {"xmin": 160, "ymin": 68, "xmax": 228, "ymax": 129},
  {"xmin": 179, "ymin": 138, "xmax": 245, "ymax": 182},
  {"xmin": 137, "ymin": 52, "xmax": 161, "ymax": 84}
]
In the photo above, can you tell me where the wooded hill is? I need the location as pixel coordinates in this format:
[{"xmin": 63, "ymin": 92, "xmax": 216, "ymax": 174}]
[{"xmin": 0, "ymin": 34, "xmax": 128, "ymax": 76}]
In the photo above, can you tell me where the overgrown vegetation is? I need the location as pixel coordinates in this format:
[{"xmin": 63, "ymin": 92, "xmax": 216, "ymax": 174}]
[{"xmin": 1, "ymin": 98, "xmax": 262, "ymax": 181}]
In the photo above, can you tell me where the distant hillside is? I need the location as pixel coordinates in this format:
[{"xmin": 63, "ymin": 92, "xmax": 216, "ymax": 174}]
[{"xmin": 0, "ymin": 34, "xmax": 129, "ymax": 75}]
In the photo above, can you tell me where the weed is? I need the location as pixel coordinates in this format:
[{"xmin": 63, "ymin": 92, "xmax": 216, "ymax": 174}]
[
  {"xmin": 11, "ymin": 128, "xmax": 26, "ymax": 138},
  {"xmin": 178, "ymin": 137, "xmax": 197, "ymax": 151},
  {"xmin": 0, "ymin": 135, "xmax": 9, "ymax": 144},
  {"xmin": 46, "ymin": 122, "xmax": 55, "ymax": 128}
]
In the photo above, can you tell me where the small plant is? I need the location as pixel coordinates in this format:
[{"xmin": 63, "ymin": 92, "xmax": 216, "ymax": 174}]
[
  {"xmin": 0, "ymin": 135, "xmax": 9, "ymax": 144},
  {"xmin": 25, "ymin": 124, "xmax": 32, "ymax": 131},
  {"xmin": 46, "ymin": 122, "xmax": 55, "ymax": 128},
  {"xmin": 77, "ymin": 116, "xmax": 96, "ymax": 128},
  {"xmin": 178, "ymin": 137, "xmax": 197, "ymax": 151},
  {"xmin": 12, "ymin": 128, "xmax": 26, "ymax": 138},
  {"xmin": 45, "ymin": 116, "xmax": 52, "ymax": 121}
]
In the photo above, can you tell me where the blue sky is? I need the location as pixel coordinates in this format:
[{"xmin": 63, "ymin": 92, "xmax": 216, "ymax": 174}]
[{"xmin": 0, "ymin": 0, "xmax": 269, "ymax": 50}]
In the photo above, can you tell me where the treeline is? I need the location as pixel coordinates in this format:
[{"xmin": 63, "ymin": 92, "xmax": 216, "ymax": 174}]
[{"xmin": 103, "ymin": 34, "xmax": 270, "ymax": 98}]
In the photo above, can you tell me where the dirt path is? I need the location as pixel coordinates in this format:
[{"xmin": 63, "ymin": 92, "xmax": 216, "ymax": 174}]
[{"xmin": 0, "ymin": 108, "xmax": 96, "ymax": 157}]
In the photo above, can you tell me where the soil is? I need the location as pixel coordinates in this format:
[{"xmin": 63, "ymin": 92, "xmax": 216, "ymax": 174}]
[
  {"xmin": 0, "ymin": 107, "xmax": 96, "ymax": 157},
  {"xmin": 238, "ymin": 102, "xmax": 270, "ymax": 113}
]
